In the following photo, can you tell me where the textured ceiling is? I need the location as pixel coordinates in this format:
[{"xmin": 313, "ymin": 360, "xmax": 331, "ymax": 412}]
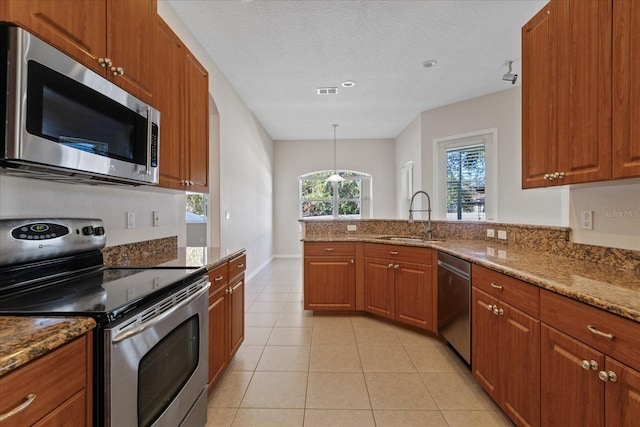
[{"xmin": 167, "ymin": 0, "xmax": 547, "ymax": 140}]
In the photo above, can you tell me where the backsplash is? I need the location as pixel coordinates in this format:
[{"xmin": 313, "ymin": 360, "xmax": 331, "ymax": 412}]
[
  {"xmin": 102, "ymin": 236, "xmax": 178, "ymax": 267},
  {"xmin": 301, "ymin": 219, "xmax": 640, "ymax": 271}
]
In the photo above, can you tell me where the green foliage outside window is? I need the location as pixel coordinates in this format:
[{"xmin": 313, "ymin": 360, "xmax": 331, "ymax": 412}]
[{"xmin": 300, "ymin": 171, "xmax": 364, "ymax": 218}]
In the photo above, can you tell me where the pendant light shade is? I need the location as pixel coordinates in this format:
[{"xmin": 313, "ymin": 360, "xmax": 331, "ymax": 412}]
[{"xmin": 327, "ymin": 124, "xmax": 345, "ymax": 182}]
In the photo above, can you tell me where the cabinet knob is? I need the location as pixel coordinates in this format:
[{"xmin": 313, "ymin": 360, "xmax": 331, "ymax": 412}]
[
  {"xmin": 388, "ymin": 263, "xmax": 394, "ymax": 268},
  {"xmin": 394, "ymin": 264, "xmax": 399, "ymax": 269},
  {"xmin": 582, "ymin": 360, "xmax": 599, "ymax": 370},
  {"xmin": 110, "ymin": 66, "xmax": 125, "ymax": 76},
  {"xmin": 557, "ymin": 172, "xmax": 565, "ymax": 179},
  {"xmin": 492, "ymin": 306, "xmax": 503, "ymax": 316},
  {"xmin": 598, "ymin": 371, "xmax": 618, "ymax": 382},
  {"xmin": 350, "ymin": 259, "xmax": 354, "ymax": 264},
  {"xmin": 545, "ymin": 173, "xmax": 555, "ymax": 181},
  {"xmin": 486, "ymin": 304, "xmax": 494, "ymax": 312},
  {"xmin": 98, "ymin": 57, "xmax": 112, "ymax": 67},
  {"xmin": 581, "ymin": 360, "xmax": 591, "ymax": 370}
]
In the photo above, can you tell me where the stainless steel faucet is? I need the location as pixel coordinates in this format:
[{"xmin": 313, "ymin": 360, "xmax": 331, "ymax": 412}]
[{"xmin": 408, "ymin": 190, "xmax": 433, "ymax": 240}]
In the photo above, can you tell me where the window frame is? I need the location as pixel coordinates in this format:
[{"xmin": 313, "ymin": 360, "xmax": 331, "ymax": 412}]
[{"xmin": 299, "ymin": 170, "xmax": 370, "ymax": 219}]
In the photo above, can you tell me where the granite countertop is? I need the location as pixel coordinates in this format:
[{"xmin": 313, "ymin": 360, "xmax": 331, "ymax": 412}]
[
  {"xmin": 0, "ymin": 316, "xmax": 96, "ymax": 377},
  {"xmin": 158, "ymin": 247, "xmax": 246, "ymax": 270},
  {"xmin": 303, "ymin": 236, "xmax": 640, "ymax": 323}
]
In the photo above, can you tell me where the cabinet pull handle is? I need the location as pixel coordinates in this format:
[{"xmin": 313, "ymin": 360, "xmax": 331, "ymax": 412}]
[
  {"xmin": 213, "ymin": 275, "xmax": 224, "ymax": 282},
  {"xmin": 233, "ymin": 281, "xmax": 243, "ymax": 291},
  {"xmin": 324, "ymin": 248, "xmax": 335, "ymax": 251},
  {"xmin": 237, "ymin": 264, "xmax": 244, "ymax": 268},
  {"xmin": 0, "ymin": 393, "xmax": 36, "ymax": 421},
  {"xmin": 389, "ymin": 251, "xmax": 399, "ymax": 255},
  {"xmin": 490, "ymin": 282, "xmax": 503, "ymax": 290},
  {"xmin": 587, "ymin": 325, "xmax": 615, "ymax": 340}
]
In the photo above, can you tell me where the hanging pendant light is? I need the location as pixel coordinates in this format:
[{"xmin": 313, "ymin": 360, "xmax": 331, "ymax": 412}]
[{"xmin": 326, "ymin": 124, "xmax": 345, "ymax": 182}]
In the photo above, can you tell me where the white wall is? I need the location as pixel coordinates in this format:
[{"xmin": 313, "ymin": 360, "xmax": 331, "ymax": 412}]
[
  {"xmin": 418, "ymin": 87, "xmax": 569, "ymax": 227},
  {"xmin": 159, "ymin": 2, "xmax": 275, "ymax": 275},
  {"xmin": 273, "ymin": 138, "xmax": 395, "ymax": 256},
  {"xmin": 395, "ymin": 116, "xmax": 422, "ymax": 218},
  {"xmin": 0, "ymin": 175, "xmax": 185, "ymax": 247}
]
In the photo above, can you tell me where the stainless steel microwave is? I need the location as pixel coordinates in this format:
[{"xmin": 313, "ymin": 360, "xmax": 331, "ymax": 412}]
[{"xmin": 0, "ymin": 26, "xmax": 160, "ymax": 185}]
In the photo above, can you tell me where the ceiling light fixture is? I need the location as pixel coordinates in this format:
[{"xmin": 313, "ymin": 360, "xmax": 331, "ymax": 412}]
[
  {"xmin": 341, "ymin": 80, "xmax": 355, "ymax": 88},
  {"xmin": 326, "ymin": 124, "xmax": 345, "ymax": 182},
  {"xmin": 502, "ymin": 60, "xmax": 518, "ymax": 84},
  {"xmin": 422, "ymin": 59, "xmax": 438, "ymax": 68}
]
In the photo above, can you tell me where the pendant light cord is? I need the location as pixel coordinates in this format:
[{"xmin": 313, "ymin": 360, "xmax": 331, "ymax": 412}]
[{"xmin": 333, "ymin": 124, "xmax": 338, "ymax": 174}]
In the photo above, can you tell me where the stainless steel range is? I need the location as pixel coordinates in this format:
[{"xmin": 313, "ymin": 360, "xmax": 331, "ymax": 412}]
[{"xmin": 0, "ymin": 218, "xmax": 209, "ymax": 427}]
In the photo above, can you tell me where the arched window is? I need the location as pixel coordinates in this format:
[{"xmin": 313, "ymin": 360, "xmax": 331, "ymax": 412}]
[{"xmin": 299, "ymin": 170, "xmax": 372, "ymax": 219}]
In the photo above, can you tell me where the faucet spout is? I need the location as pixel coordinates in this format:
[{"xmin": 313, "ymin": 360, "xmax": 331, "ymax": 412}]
[{"xmin": 408, "ymin": 190, "xmax": 433, "ymax": 239}]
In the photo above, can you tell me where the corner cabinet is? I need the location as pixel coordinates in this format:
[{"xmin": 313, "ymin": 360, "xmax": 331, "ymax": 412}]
[
  {"xmin": 3, "ymin": 0, "xmax": 156, "ymax": 103},
  {"xmin": 303, "ymin": 243, "xmax": 356, "ymax": 311},
  {"xmin": 153, "ymin": 17, "xmax": 209, "ymax": 193},
  {"xmin": 471, "ymin": 266, "xmax": 540, "ymax": 427},
  {"xmin": 363, "ymin": 244, "xmax": 434, "ymax": 331},
  {"xmin": 0, "ymin": 333, "xmax": 93, "ymax": 427},
  {"xmin": 207, "ymin": 254, "xmax": 246, "ymax": 393}
]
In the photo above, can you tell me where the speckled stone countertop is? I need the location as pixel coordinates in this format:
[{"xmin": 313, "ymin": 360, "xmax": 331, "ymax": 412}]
[
  {"xmin": 0, "ymin": 316, "xmax": 95, "ymax": 376},
  {"xmin": 158, "ymin": 247, "xmax": 246, "ymax": 270},
  {"xmin": 303, "ymin": 236, "xmax": 640, "ymax": 323}
]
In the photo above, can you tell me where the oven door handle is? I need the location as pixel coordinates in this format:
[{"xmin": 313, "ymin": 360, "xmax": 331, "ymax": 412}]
[{"xmin": 111, "ymin": 284, "xmax": 209, "ymax": 343}]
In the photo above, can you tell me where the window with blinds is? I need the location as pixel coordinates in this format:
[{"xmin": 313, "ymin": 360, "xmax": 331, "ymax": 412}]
[{"xmin": 446, "ymin": 145, "xmax": 485, "ymax": 221}]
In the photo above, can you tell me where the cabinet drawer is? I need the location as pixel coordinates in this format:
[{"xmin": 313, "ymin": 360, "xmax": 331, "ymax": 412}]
[
  {"xmin": 540, "ymin": 290, "xmax": 640, "ymax": 372},
  {"xmin": 0, "ymin": 336, "xmax": 86, "ymax": 427},
  {"xmin": 472, "ymin": 265, "xmax": 539, "ymax": 317},
  {"xmin": 364, "ymin": 243, "xmax": 432, "ymax": 265},
  {"xmin": 208, "ymin": 264, "xmax": 229, "ymax": 288},
  {"xmin": 304, "ymin": 242, "xmax": 355, "ymax": 256},
  {"xmin": 229, "ymin": 254, "xmax": 246, "ymax": 280}
]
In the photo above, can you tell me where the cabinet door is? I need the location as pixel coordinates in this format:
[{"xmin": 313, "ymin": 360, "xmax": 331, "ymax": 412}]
[
  {"xmin": 556, "ymin": 0, "xmax": 612, "ymax": 184},
  {"xmin": 228, "ymin": 275, "xmax": 245, "ymax": 359},
  {"xmin": 208, "ymin": 288, "xmax": 228, "ymax": 393},
  {"xmin": 612, "ymin": 0, "xmax": 640, "ymax": 178},
  {"xmin": 363, "ymin": 257, "xmax": 395, "ymax": 319},
  {"xmin": 395, "ymin": 261, "xmax": 432, "ymax": 330},
  {"xmin": 184, "ymin": 51, "xmax": 210, "ymax": 192},
  {"xmin": 501, "ymin": 302, "xmax": 540, "ymax": 427},
  {"xmin": 606, "ymin": 358, "xmax": 640, "ymax": 426},
  {"xmin": 4, "ymin": 0, "xmax": 106, "ymax": 76},
  {"xmin": 522, "ymin": 2, "xmax": 557, "ymax": 188},
  {"xmin": 154, "ymin": 17, "xmax": 186, "ymax": 190},
  {"xmin": 32, "ymin": 390, "xmax": 86, "ymax": 427},
  {"xmin": 541, "ymin": 325, "xmax": 604, "ymax": 427},
  {"xmin": 304, "ymin": 256, "xmax": 355, "ymax": 310},
  {"xmin": 472, "ymin": 288, "xmax": 500, "ymax": 400},
  {"xmin": 106, "ymin": 0, "xmax": 155, "ymax": 102}
]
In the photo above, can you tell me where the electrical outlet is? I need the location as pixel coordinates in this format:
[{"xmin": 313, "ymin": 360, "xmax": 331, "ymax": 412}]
[
  {"xmin": 126, "ymin": 212, "xmax": 135, "ymax": 229},
  {"xmin": 347, "ymin": 224, "xmax": 357, "ymax": 231},
  {"xmin": 487, "ymin": 229, "xmax": 495, "ymax": 238},
  {"xmin": 497, "ymin": 230, "xmax": 507, "ymax": 240},
  {"xmin": 581, "ymin": 211, "xmax": 593, "ymax": 230},
  {"xmin": 153, "ymin": 211, "xmax": 160, "ymax": 227}
]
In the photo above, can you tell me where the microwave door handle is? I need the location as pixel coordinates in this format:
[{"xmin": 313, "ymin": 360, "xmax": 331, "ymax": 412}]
[{"xmin": 144, "ymin": 106, "xmax": 152, "ymax": 175}]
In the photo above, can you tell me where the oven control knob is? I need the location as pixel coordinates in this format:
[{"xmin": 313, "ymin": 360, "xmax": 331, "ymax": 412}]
[
  {"xmin": 82, "ymin": 226, "xmax": 95, "ymax": 236},
  {"xmin": 94, "ymin": 226, "xmax": 105, "ymax": 236}
]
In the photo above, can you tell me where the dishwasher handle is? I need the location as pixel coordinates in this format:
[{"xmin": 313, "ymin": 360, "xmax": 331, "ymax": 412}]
[{"xmin": 437, "ymin": 259, "xmax": 470, "ymax": 281}]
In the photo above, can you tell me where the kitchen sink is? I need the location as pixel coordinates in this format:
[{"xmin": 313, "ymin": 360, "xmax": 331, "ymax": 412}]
[{"xmin": 380, "ymin": 236, "xmax": 445, "ymax": 243}]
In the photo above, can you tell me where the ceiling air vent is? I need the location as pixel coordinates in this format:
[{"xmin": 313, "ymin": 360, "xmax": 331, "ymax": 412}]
[{"xmin": 317, "ymin": 87, "xmax": 338, "ymax": 95}]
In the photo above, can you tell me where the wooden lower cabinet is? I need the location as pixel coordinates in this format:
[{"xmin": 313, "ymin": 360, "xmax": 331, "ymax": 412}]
[
  {"xmin": 303, "ymin": 243, "xmax": 356, "ymax": 311},
  {"xmin": 0, "ymin": 333, "xmax": 92, "ymax": 427},
  {"xmin": 207, "ymin": 254, "xmax": 246, "ymax": 393},
  {"xmin": 472, "ymin": 288, "xmax": 540, "ymax": 427},
  {"xmin": 606, "ymin": 358, "xmax": 640, "ymax": 426},
  {"xmin": 362, "ymin": 244, "xmax": 434, "ymax": 331}
]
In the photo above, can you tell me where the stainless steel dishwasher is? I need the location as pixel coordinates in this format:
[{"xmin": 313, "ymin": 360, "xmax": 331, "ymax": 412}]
[{"xmin": 437, "ymin": 251, "xmax": 471, "ymax": 365}]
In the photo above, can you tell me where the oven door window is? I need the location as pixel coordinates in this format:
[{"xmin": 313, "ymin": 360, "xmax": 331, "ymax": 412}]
[
  {"xmin": 25, "ymin": 60, "xmax": 147, "ymax": 164},
  {"xmin": 138, "ymin": 315, "xmax": 200, "ymax": 427}
]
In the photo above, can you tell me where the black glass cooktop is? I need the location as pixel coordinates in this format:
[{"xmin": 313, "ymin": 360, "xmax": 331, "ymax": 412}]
[{"xmin": 0, "ymin": 266, "xmax": 206, "ymax": 323}]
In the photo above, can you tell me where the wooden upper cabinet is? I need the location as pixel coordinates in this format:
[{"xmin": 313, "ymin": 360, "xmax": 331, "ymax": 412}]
[
  {"xmin": 153, "ymin": 17, "xmax": 185, "ymax": 190},
  {"xmin": 556, "ymin": 0, "xmax": 612, "ymax": 185},
  {"xmin": 522, "ymin": 0, "xmax": 611, "ymax": 188},
  {"xmin": 522, "ymin": 2, "xmax": 557, "ymax": 188},
  {"xmin": 105, "ymin": 0, "xmax": 155, "ymax": 102},
  {"xmin": 4, "ymin": 0, "xmax": 155, "ymax": 103},
  {"xmin": 185, "ymin": 51, "xmax": 210, "ymax": 192},
  {"xmin": 612, "ymin": 0, "xmax": 640, "ymax": 178}
]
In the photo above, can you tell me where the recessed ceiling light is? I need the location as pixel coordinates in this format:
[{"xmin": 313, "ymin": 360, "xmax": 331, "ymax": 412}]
[
  {"xmin": 422, "ymin": 59, "xmax": 438, "ymax": 69},
  {"xmin": 341, "ymin": 80, "xmax": 356, "ymax": 88}
]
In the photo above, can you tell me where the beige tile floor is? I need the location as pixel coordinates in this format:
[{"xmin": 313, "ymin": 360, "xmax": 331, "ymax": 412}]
[{"xmin": 206, "ymin": 258, "xmax": 514, "ymax": 427}]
